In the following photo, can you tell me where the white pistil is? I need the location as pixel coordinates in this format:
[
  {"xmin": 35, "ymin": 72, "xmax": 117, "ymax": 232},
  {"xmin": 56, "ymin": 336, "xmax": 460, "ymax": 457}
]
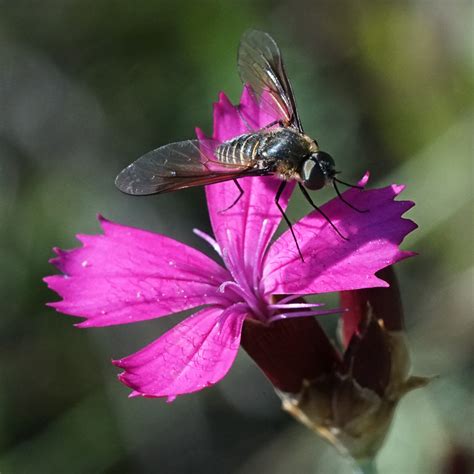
[{"xmin": 193, "ymin": 228, "xmax": 222, "ymax": 257}]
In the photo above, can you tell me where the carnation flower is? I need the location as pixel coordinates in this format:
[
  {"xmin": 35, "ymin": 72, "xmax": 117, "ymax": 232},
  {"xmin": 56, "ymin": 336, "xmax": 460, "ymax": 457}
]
[{"xmin": 44, "ymin": 87, "xmax": 416, "ymax": 401}]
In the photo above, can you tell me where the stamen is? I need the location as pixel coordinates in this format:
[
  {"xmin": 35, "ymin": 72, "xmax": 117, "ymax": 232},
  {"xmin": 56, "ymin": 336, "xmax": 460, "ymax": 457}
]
[
  {"xmin": 220, "ymin": 237, "xmax": 241, "ymax": 284},
  {"xmin": 218, "ymin": 281, "xmax": 245, "ymax": 297},
  {"xmin": 269, "ymin": 302, "xmax": 325, "ymax": 310},
  {"xmin": 193, "ymin": 228, "xmax": 222, "ymax": 257},
  {"xmin": 225, "ymin": 229, "xmax": 251, "ymax": 293},
  {"xmin": 252, "ymin": 218, "xmax": 270, "ymax": 293},
  {"xmin": 218, "ymin": 281, "xmax": 265, "ymax": 320},
  {"xmin": 274, "ymin": 294, "xmax": 305, "ymax": 305},
  {"xmin": 219, "ymin": 234, "xmax": 267, "ymax": 320},
  {"xmin": 267, "ymin": 307, "xmax": 344, "ymax": 324}
]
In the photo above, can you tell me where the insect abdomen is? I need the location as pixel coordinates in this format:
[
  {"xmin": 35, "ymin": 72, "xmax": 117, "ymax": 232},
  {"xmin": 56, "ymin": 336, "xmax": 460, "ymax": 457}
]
[{"xmin": 216, "ymin": 133, "xmax": 262, "ymax": 165}]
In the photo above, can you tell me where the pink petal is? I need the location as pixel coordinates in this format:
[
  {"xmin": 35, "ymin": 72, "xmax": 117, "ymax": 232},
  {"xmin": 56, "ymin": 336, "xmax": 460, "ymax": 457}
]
[
  {"xmin": 205, "ymin": 175, "xmax": 293, "ymax": 283},
  {"xmin": 263, "ymin": 181, "xmax": 417, "ymax": 295},
  {"xmin": 196, "ymin": 89, "xmax": 294, "ymax": 278},
  {"xmin": 113, "ymin": 305, "xmax": 247, "ymax": 399},
  {"xmin": 208, "ymin": 85, "xmax": 281, "ymax": 142},
  {"xmin": 340, "ymin": 266, "xmax": 405, "ymax": 348},
  {"xmin": 44, "ymin": 216, "xmax": 230, "ymax": 327}
]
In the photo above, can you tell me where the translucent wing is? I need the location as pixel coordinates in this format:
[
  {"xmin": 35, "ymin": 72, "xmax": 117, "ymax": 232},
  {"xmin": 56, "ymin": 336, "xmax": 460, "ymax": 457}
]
[
  {"xmin": 115, "ymin": 139, "xmax": 265, "ymax": 195},
  {"xmin": 238, "ymin": 29, "xmax": 303, "ymax": 132}
]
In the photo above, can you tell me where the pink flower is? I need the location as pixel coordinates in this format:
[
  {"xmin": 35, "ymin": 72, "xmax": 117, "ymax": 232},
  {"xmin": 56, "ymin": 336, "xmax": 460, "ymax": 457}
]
[{"xmin": 44, "ymin": 87, "xmax": 416, "ymax": 401}]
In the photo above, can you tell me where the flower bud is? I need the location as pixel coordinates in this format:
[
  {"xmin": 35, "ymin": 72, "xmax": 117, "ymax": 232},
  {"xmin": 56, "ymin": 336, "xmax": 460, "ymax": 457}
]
[{"xmin": 277, "ymin": 268, "xmax": 431, "ymax": 461}]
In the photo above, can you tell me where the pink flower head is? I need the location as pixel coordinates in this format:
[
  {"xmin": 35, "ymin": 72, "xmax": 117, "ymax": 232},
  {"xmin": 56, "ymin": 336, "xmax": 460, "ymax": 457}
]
[{"xmin": 44, "ymin": 86, "xmax": 417, "ymax": 401}]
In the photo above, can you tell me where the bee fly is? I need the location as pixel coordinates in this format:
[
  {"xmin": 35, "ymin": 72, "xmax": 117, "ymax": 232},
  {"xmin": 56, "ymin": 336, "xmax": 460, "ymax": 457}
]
[{"xmin": 115, "ymin": 30, "xmax": 364, "ymax": 260}]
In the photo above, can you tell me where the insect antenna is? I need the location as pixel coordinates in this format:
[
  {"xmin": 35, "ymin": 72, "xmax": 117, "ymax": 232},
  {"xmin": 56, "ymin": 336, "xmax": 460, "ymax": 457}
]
[
  {"xmin": 333, "ymin": 177, "xmax": 364, "ymax": 190},
  {"xmin": 298, "ymin": 184, "xmax": 348, "ymax": 240},
  {"xmin": 333, "ymin": 179, "xmax": 368, "ymax": 213},
  {"xmin": 275, "ymin": 181, "xmax": 304, "ymax": 262}
]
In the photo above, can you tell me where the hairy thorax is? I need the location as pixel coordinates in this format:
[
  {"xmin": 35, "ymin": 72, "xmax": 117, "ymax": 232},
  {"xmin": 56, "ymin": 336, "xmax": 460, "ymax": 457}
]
[
  {"xmin": 261, "ymin": 128, "xmax": 318, "ymax": 180},
  {"xmin": 216, "ymin": 127, "xmax": 319, "ymax": 180}
]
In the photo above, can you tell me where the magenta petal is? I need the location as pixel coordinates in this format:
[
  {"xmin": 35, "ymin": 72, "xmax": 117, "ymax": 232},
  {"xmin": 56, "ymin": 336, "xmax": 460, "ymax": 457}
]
[
  {"xmin": 205, "ymin": 175, "xmax": 294, "ymax": 282},
  {"xmin": 197, "ymin": 90, "xmax": 294, "ymax": 277},
  {"xmin": 238, "ymin": 85, "xmax": 282, "ymax": 132},
  {"xmin": 113, "ymin": 305, "xmax": 247, "ymax": 399},
  {"xmin": 209, "ymin": 86, "xmax": 282, "ymax": 143},
  {"xmin": 44, "ymin": 216, "xmax": 230, "ymax": 327},
  {"xmin": 210, "ymin": 91, "xmax": 245, "ymax": 142},
  {"xmin": 264, "ymin": 182, "xmax": 417, "ymax": 294}
]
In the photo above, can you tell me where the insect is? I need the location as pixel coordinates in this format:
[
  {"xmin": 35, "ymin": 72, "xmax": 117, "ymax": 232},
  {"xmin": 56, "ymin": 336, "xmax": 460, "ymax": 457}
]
[{"xmin": 116, "ymin": 30, "xmax": 363, "ymax": 260}]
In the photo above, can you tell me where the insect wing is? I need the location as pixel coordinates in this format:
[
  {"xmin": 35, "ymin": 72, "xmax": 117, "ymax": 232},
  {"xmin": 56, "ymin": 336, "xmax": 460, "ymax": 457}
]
[
  {"xmin": 238, "ymin": 29, "xmax": 303, "ymax": 132},
  {"xmin": 115, "ymin": 139, "xmax": 258, "ymax": 195}
]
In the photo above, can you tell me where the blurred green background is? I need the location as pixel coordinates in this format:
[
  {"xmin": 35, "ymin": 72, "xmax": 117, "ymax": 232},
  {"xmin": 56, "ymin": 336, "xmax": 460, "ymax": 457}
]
[{"xmin": 0, "ymin": 1, "xmax": 472, "ymax": 473}]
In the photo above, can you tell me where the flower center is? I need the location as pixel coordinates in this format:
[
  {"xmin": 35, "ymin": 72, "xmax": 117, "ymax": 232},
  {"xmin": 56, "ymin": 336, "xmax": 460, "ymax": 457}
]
[
  {"xmin": 194, "ymin": 224, "xmax": 270, "ymax": 321},
  {"xmin": 194, "ymin": 222, "xmax": 341, "ymax": 324}
]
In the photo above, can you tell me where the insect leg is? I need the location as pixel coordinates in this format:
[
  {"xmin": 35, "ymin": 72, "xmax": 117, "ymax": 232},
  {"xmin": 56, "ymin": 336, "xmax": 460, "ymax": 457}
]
[
  {"xmin": 275, "ymin": 181, "xmax": 304, "ymax": 262},
  {"xmin": 333, "ymin": 180, "xmax": 368, "ymax": 213},
  {"xmin": 298, "ymin": 183, "xmax": 348, "ymax": 240},
  {"xmin": 220, "ymin": 179, "xmax": 245, "ymax": 212},
  {"xmin": 260, "ymin": 119, "xmax": 285, "ymax": 130}
]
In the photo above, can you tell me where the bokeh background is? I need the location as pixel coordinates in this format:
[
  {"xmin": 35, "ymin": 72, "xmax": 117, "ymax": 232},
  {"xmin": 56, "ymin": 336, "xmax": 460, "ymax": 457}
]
[{"xmin": 0, "ymin": 1, "xmax": 472, "ymax": 473}]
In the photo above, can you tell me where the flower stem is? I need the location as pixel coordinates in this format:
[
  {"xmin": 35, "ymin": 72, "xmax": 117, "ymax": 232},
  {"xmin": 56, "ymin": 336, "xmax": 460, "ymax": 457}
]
[{"xmin": 353, "ymin": 459, "xmax": 378, "ymax": 474}]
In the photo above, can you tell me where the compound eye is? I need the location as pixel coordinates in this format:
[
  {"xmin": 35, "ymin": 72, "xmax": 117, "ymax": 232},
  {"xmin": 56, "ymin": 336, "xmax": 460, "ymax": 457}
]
[
  {"xmin": 302, "ymin": 159, "xmax": 325, "ymax": 190},
  {"xmin": 318, "ymin": 151, "xmax": 335, "ymax": 171}
]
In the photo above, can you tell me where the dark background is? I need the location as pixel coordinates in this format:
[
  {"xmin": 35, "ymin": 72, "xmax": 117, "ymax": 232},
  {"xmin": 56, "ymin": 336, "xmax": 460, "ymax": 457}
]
[{"xmin": 0, "ymin": 1, "xmax": 472, "ymax": 473}]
